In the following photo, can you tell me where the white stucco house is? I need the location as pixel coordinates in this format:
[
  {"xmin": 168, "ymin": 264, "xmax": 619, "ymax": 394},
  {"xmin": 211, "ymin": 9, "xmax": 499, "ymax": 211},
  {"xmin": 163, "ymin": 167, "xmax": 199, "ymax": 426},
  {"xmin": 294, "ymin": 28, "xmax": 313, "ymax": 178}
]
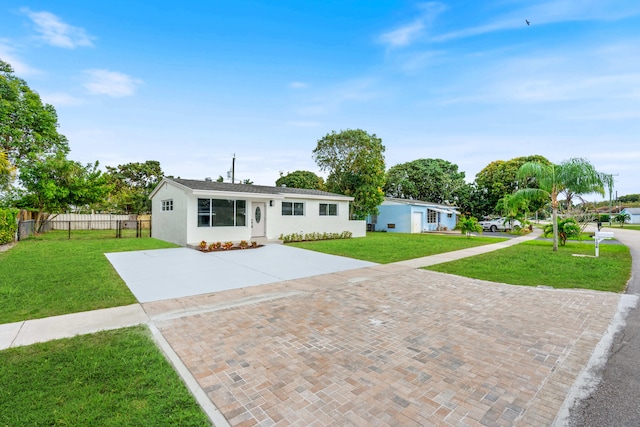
[
  {"xmin": 149, "ymin": 178, "xmax": 366, "ymax": 246},
  {"xmin": 368, "ymin": 198, "xmax": 460, "ymax": 233},
  {"xmin": 620, "ymin": 207, "xmax": 640, "ymax": 224}
]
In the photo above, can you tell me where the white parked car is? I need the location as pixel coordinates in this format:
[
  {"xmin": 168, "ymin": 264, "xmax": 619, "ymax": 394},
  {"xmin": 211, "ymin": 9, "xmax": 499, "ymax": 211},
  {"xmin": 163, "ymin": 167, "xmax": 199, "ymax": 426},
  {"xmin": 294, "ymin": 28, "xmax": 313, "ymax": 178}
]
[{"xmin": 479, "ymin": 217, "xmax": 522, "ymax": 232}]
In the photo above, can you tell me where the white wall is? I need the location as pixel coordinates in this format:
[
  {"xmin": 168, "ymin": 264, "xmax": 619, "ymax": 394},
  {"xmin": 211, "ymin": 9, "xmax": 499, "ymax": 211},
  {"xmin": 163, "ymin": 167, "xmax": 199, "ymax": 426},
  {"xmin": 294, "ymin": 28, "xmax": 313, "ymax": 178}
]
[
  {"xmin": 266, "ymin": 198, "xmax": 366, "ymax": 239},
  {"xmin": 151, "ymin": 182, "xmax": 189, "ymax": 246}
]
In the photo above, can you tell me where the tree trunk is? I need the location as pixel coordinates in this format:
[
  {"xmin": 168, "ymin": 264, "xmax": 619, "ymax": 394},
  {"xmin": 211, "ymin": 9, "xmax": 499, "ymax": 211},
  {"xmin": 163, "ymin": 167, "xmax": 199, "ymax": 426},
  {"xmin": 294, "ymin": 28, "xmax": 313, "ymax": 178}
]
[{"xmin": 551, "ymin": 200, "xmax": 559, "ymax": 252}]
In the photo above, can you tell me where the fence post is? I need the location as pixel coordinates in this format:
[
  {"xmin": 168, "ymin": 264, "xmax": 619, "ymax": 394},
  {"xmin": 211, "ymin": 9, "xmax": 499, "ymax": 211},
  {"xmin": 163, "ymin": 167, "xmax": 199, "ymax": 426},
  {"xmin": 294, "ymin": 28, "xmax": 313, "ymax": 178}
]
[{"xmin": 68, "ymin": 221, "xmax": 71, "ymax": 240}]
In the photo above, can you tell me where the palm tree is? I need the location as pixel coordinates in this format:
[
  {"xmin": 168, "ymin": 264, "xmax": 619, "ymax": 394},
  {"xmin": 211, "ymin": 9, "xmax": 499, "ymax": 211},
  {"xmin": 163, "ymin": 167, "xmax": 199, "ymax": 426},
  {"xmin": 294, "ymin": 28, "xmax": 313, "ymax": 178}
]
[
  {"xmin": 457, "ymin": 216, "xmax": 483, "ymax": 238},
  {"xmin": 516, "ymin": 158, "xmax": 604, "ymax": 251},
  {"xmin": 614, "ymin": 212, "xmax": 631, "ymax": 228}
]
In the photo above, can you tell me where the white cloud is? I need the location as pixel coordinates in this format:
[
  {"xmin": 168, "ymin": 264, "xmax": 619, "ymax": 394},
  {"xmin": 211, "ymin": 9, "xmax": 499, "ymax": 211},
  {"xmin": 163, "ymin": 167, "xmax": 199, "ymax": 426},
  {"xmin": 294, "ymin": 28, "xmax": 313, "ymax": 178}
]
[
  {"xmin": 288, "ymin": 81, "xmax": 308, "ymax": 89},
  {"xmin": 22, "ymin": 9, "xmax": 94, "ymax": 48},
  {"xmin": 83, "ymin": 69, "xmax": 142, "ymax": 97},
  {"xmin": 0, "ymin": 40, "xmax": 41, "ymax": 75},
  {"xmin": 379, "ymin": 2, "xmax": 447, "ymax": 48},
  {"xmin": 40, "ymin": 92, "xmax": 84, "ymax": 107},
  {"xmin": 430, "ymin": 1, "xmax": 640, "ymax": 44}
]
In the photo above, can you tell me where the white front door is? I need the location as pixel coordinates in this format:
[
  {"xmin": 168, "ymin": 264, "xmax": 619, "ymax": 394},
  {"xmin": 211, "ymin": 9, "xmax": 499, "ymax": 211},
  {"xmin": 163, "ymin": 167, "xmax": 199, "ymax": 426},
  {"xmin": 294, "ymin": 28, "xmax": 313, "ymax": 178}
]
[
  {"xmin": 252, "ymin": 202, "xmax": 266, "ymax": 237},
  {"xmin": 411, "ymin": 212, "xmax": 423, "ymax": 233}
]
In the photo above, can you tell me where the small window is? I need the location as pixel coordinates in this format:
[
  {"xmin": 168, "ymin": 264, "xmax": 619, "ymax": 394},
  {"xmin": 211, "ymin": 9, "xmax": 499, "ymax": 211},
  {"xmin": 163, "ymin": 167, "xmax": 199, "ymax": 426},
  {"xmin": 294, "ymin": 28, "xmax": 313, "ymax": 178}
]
[
  {"xmin": 319, "ymin": 203, "xmax": 338, "ymax": 216},
  {"xmin": 388, "ymin": 224, "xmax": 396, "ymax": 229},
  {"xmin": 162, "ymin": 199, "xmax": 173, "ymax": 211},
  {"xmin": 427, "ymin": 210, "xmax": 437, "ymax": 224},
  {"xmin": 282, "ymin": 201, "xmax": 304, "ymax": 216},
  {"xmin": 447, "ymin": 213, "xmax": 453, "ymax": 218}
]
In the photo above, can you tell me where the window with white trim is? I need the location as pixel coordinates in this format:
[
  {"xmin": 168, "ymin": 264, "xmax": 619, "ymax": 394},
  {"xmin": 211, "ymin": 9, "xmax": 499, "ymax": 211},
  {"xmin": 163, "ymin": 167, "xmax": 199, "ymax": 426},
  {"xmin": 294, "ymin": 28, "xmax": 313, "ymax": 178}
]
[
  {"xmin": 198, "ymin": 198, "xmax": 246, "ymax": 227},
  {"xmin": 162, "ymin": 199, "xmax": 173, "ymax": 211},
  {"xmin": 282, "ymin": 201, "xmax": 304, "ymax": 216},
  {"xmin": 427, "ymin": 210, "xmax": 437, "ymax": 223},
  {"xmin": 319, "ymin": 203, "xmax": 337, "ymax": 216}
]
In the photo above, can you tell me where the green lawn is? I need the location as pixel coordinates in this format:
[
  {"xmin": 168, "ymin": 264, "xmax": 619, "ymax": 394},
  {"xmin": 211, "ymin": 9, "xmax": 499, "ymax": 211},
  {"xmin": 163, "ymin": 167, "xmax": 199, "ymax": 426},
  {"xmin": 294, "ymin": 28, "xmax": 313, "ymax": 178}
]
[
  {"xmin": 288, "ymin": 232, "xmax": 508, "ymax": 264},
  {"xmin": 0, "ymin": 326, "xmax": 210, "ymax": 426},
  {"xmin": 0, "ymin": 232, "xmax": 177, "ymax": 324},
  {"xmin": 426, "ymin": 240, "xmax": 631, "ymax": 292}
]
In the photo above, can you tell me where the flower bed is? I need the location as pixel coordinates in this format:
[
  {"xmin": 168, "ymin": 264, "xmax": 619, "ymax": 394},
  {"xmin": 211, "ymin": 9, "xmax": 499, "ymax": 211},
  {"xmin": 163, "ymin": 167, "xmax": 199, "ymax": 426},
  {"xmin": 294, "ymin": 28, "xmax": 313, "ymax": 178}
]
[{"xmin": 197, "ymin": 240, "xmax": 261, "ymax": 252}]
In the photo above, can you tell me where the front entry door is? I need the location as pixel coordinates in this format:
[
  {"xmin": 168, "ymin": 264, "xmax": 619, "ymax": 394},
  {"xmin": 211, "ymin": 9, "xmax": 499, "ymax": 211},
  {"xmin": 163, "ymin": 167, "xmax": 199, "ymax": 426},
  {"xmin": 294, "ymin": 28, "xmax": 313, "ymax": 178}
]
[{"xmin": 252, "ymin": 202, "xmax": 266, "ymax": 237}]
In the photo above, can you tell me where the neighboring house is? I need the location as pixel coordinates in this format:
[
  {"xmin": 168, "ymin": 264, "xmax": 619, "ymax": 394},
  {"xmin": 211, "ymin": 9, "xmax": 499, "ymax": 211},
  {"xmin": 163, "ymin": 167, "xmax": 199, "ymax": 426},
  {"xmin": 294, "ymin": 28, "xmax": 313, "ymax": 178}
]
[
  {"xmin": 150, "ymin": 178, "xmax": 366, "ymax": 246},
  {"xmin": 369, "ymin": 198, "xmax": 459, "ymax": 233},
  {"xmin": 620, "ymin": 207, "xmax": 640, "ymax": 224}
]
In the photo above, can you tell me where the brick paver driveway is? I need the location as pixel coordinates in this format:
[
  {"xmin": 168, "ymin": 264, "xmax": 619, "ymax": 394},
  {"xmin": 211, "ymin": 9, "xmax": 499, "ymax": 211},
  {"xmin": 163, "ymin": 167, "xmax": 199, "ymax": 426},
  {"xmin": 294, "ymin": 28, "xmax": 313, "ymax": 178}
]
[{"xmin": 149, "ymin": 265, "xmax": 621, "ymax": 426}]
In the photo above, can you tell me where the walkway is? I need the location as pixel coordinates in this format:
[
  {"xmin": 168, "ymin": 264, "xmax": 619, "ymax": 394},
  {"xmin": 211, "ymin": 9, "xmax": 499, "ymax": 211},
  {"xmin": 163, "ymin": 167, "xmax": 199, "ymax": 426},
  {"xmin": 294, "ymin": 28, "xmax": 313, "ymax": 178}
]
[{"xmin": 0, "ymin": 227, "xmax": 634, "ymax": 426}]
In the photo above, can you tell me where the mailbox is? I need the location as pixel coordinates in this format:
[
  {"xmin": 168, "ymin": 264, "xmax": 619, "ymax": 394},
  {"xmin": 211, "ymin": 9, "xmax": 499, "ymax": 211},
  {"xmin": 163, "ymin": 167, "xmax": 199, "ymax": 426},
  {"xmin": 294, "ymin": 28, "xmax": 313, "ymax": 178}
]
[
  {"xmin": 593, "ymin": 231, "xmax": 614, "ymax": 257},
  {"xmin": 595, "ymin": 231, "xmax": 614, "ymax": 239}
]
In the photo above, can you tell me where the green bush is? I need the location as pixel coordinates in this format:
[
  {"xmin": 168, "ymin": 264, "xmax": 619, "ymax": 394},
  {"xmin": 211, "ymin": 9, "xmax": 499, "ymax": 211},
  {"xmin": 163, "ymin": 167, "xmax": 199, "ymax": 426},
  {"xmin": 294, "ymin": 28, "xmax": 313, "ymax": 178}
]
[
  {"xmin": 599, "ymin": 214, "xmax": 610, "ymax": 223},
  {"xmin": 0, "ymin": 208, "xmax": 19, "ymax": 244},
  {"xmin": 543, "ymin": 217, "xmax": 580, "ymax": 246},
  {"xmin": 279, "ymin": 230, "xmax": 352, "ymax": 243}
]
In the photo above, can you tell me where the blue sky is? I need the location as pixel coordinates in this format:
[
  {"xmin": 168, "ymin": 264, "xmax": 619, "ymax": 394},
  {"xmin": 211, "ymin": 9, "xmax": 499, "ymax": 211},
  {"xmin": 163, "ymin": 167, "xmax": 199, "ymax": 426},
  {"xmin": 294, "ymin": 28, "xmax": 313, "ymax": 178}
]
[{"xmin": 1, "ymin": 1, "xmax": 639, "ymax": 200}]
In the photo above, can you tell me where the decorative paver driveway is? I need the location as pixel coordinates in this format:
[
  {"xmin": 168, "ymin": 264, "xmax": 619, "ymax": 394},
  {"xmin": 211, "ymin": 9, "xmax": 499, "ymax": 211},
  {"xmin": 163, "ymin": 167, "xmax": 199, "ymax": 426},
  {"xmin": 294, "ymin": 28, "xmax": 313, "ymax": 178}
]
[{"xmin": 152, "ymin": 265, "xmax": 621, "ymax": 426}]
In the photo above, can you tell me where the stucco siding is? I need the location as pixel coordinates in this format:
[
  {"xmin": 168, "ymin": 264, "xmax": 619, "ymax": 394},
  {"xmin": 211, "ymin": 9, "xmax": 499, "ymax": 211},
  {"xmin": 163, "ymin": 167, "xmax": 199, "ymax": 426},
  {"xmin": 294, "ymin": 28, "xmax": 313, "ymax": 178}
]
[
  {"xmin": 151, "ymin": 182, "xmax": 189, "ymax": 246},
  {"xmin": 267, "ymin": 199, "xmax": 365, "ymax": 238}
]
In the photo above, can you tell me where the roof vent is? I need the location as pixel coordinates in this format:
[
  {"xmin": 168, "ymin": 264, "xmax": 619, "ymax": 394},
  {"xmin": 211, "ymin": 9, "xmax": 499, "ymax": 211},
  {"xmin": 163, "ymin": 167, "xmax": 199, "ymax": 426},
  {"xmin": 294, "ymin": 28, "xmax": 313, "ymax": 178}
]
[
  {"xmin": 281, "ymin": 184, "xmax": 287, "ymax": 187},
  {"xmin": 204, "ymin": 177, "xmax": 212, "ymax": 182}
]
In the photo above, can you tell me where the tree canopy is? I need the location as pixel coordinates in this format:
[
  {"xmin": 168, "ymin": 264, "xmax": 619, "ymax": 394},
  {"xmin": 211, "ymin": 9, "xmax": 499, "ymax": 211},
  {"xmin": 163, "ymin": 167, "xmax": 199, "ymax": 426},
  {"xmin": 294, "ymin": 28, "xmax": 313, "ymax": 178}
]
[
  {"xmin": 474, "ymin": 155, "xmax": 550, "ymax": 217},
  {"xmin": 0, "ymin": 59, "xmax": 69, "ymax": 168},
  {"xmin": 16, "ymin": 152, "xmax": 109, "ymax": 228},
  {"xmin": 102, "ymin": 160, "xmax": 164, "ymax": 214},
  {"xmin": 313, "ymin": 129, "xmax": 385, "ymax": 219},
  {"xmin": 385, "ymin": 158, "xmax": 466, "ymax": 204},
  {"xmin": 276, "ymin": 170, "xmax": 326, "ymax": 191}
]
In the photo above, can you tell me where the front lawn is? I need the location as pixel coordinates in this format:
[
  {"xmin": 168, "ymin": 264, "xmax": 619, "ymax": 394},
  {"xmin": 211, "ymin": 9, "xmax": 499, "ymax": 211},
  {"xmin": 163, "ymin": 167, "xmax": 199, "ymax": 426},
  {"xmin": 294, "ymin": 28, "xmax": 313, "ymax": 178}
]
[
  {"xmin": 426, "ymin": 240, "xmax": 631, "ymax": 292},
  {"xmin": 0, "ymin": 326, "xmax": 210, "ymax": 426},
  {"xmin": 288, "ymin": 232, "xmax": 508, "ymax": 264},
  {"xmin": 0, "ymin": 233, "xmax": 177, "ymax": 324}
]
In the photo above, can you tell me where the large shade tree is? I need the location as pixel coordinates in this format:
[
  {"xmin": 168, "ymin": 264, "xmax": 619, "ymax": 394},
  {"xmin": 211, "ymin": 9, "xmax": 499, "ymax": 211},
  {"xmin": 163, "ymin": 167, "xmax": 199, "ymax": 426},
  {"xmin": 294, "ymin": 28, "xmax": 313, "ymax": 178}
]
[
  {"xmin": 384, "ymin": 158, "xmax": 466, "ymax": 204},
  {"xmin": 313, "ymin": 129, "xmax": 386, "ymax": 219},
  {"xmin": 475, "ymin": 155, "xmax": 550, "ymax": 218},
  {"xmin": 17, "ymin": 152, "xmax": 110, "ymax": 230},
  {"xmin": 516, "ymin": 158, "xmax": 604, "ymax": 251},
  {"xmin": 276, "ymin": 170, "xmax": 325, "ymax": 191},
  {"xmin": 0, "ymin": 59, "xmax": 69, "ymax": 168},
  {"xmin": 103, "ymin": 160, "xmax": 164, "ymax": 214}
]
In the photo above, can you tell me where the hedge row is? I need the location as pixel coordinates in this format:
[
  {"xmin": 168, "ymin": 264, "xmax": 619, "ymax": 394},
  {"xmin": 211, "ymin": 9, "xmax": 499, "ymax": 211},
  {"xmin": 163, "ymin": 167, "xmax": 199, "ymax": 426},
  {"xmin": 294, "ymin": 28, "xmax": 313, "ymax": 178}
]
[
  {"xmin": 279, "ymin": 231, "xmax": 353, "ymax": 243},
  {"xmin": 0, "ymin": 208, "xmax": 19, "ymax": 245}
]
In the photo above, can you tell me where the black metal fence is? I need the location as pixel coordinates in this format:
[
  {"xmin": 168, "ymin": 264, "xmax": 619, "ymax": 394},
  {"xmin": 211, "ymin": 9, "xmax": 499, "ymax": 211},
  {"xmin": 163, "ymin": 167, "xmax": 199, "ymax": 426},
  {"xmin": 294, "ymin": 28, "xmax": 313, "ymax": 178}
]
[{"xmin": 18, "ymin": 219, "xmax": 152, "ymax": 240}]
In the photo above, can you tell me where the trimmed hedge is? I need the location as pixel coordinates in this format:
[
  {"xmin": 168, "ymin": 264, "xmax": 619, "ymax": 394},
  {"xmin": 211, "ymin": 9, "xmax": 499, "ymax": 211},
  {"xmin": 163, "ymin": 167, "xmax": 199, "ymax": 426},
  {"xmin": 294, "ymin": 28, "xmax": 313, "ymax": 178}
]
[
  {"xmin": 279, "ymin": 231, "xmax": 353, "ymax": 243},
  {"xmin": 0, "ymin": 208, "xmax": 19, "ymax": 244}
]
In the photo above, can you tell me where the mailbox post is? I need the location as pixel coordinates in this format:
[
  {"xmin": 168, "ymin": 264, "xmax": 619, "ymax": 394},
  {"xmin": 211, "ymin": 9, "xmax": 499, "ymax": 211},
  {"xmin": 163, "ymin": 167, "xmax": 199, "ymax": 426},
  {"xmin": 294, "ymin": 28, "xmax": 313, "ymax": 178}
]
[{"xmin": 594, "ymin": 231, "xmax": 614, "ymax": 257}]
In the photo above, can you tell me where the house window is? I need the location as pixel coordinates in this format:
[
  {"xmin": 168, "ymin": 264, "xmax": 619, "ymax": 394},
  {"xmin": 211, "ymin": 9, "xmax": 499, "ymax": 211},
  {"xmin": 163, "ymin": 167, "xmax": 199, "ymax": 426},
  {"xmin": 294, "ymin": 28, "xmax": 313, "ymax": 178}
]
[
  {"xmin": 198, "ymin": 198, "xmax": 246, "ymax": 227},
  {"xmin": 447, "ymin": 213, "xmax": 453, "ymax": 218},
  {"xmin": 427, "ymin": 210, "xmax": 437, "ymax": 223},
  {"xmin": 162, "ymin": 199, "xmax": 173, "ymax": 211},
  {"xmin": 282, "ymin": 201, "xmax": 304, "ymax": 216},
  {"xmin": 319, "ymin": 203, "xmax": 337, "ymax": 216}
]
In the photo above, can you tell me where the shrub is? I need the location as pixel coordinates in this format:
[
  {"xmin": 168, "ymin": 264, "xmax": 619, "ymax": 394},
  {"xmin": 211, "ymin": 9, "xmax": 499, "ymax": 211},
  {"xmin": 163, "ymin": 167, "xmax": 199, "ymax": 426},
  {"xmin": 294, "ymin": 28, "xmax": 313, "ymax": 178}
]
[
  {"xmin": 222, "ymin": 241, "xmax": 233, "ymax": 250},
  {"xmin": 0, "ymin": 209, "xmax": 18, "ymax": 244},
  {"xmin": 543, "ymin": 217, "xmax": 580, "ymax": 246},
  {"xmin": 199, "ymin": 240, "xmax": 207, "ymax": 250},
  {"xmin": 239, "ymin": 240, "xmax": 249, "ymax": 249},
  {"xmin": 280, "ymin": 230, "xmax": 352, "ymax": 243}
]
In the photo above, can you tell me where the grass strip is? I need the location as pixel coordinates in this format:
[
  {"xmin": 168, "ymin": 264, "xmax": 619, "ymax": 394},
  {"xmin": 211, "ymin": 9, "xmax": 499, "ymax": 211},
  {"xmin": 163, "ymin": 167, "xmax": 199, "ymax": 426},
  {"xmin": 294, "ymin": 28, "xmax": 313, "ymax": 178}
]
[
  {"xmin": 0, "ymin": 232, "xmax": 177, "ymax": 324},
  {"xmin": 0, "ymin": 326, "xmax": 210, "ymax": 426},
  {"xmin": 288, "ymin": 232, "xmax": 508, "ymax": 264},
  {"xmin": 425, "ymin": 240, "xmax": 631, "ymax": 292}
]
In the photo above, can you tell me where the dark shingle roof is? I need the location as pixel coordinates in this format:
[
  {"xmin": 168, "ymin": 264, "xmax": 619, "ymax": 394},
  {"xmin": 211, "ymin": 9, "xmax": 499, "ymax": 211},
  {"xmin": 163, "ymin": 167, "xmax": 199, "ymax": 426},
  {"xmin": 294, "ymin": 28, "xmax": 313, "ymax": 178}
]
[{"xmin": 170, "ymin": 178, "xmax": 351, "ymax": 199}]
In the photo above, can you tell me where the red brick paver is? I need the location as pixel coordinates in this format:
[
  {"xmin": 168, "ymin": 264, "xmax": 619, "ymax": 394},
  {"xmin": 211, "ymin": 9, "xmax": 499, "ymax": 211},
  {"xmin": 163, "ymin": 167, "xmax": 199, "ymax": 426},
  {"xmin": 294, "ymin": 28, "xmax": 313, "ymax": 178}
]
[{"xmin": 154, "ymin": 268, "xmax": 619, "ymax": 426}]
